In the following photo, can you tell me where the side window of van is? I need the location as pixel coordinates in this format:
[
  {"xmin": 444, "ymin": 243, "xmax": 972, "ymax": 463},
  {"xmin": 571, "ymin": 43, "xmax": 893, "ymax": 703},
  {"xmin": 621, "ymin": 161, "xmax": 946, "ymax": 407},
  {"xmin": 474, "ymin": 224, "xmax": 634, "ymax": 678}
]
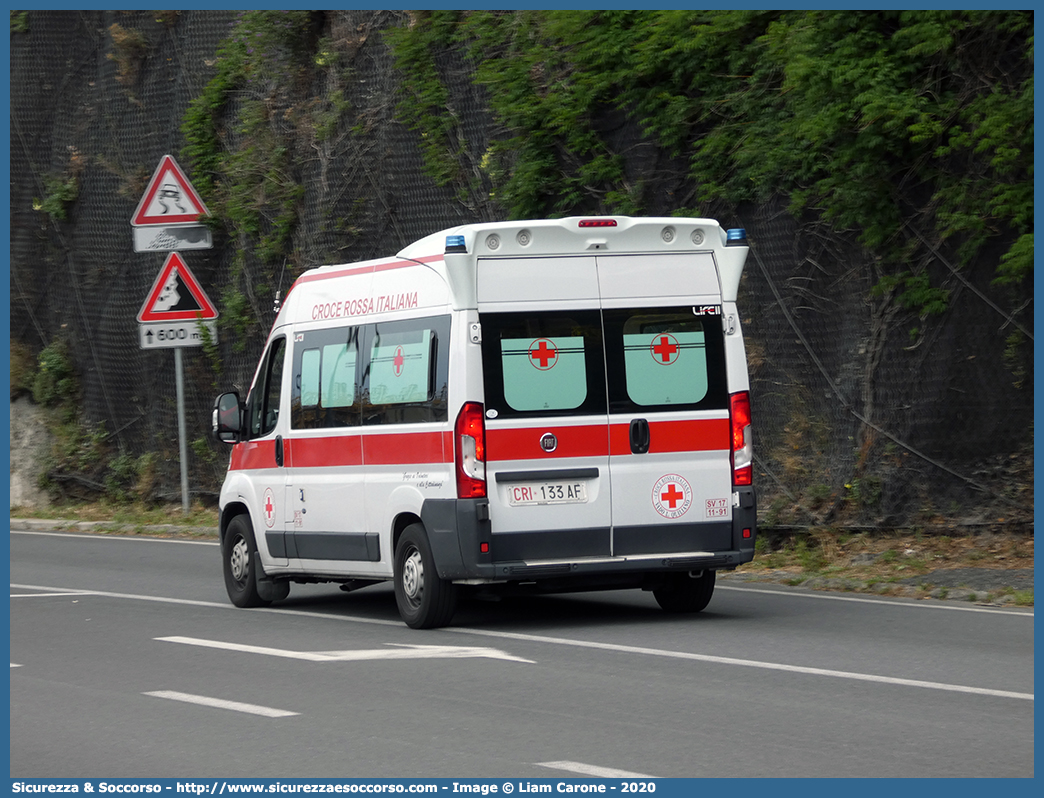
[
  {"xmin": 362, "ymin": 315, "xmax": 450, "ymax": 425},
  {"xmin": 480, "ymin": 311, "xmax": 606, "ymax": 418},
  {"xmin": 292, "ymin": 327, "xmax": 362, "ymax": 428},
  {"xmin": 246, "ymin": 336, "xmax": 286, "ymax": 439},
  {"xmin": 603, "ymin": 307, "xmax": 728, "ymax": 412}
]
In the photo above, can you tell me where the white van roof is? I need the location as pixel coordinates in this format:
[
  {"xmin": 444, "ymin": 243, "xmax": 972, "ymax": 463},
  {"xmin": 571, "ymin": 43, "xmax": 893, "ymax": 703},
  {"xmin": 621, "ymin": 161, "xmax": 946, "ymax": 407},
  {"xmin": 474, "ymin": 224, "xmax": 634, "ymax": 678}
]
[
  {"xmin": 398, "ymin": 216, "xmax": 749, "ymax": 304},
  {"xmin": 277, "ymin": 217, "xmax": 749, "ymax": 326}
]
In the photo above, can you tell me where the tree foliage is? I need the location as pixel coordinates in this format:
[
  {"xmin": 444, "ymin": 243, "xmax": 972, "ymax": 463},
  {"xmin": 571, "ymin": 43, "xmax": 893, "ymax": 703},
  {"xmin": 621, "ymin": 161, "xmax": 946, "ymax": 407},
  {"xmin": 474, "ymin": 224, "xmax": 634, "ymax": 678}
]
[
  {"xmin": 181, "ymin": 11, "xmax": 321, "ymax": 346},
  {"xmin": 386, "ymin": 10, "xmax": 1033, "ymax": 312},
  {"xmin": 180, "ymin": 11, "xmax": 1032, "ymax": 322}
]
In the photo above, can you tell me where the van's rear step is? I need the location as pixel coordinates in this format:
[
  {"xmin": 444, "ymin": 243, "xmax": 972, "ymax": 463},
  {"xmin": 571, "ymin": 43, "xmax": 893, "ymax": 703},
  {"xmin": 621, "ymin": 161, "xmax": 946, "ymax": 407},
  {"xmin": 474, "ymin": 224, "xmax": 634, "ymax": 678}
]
[{"xmin": 490, "ymin": 551, "xmax": 745, "ymax": 579}]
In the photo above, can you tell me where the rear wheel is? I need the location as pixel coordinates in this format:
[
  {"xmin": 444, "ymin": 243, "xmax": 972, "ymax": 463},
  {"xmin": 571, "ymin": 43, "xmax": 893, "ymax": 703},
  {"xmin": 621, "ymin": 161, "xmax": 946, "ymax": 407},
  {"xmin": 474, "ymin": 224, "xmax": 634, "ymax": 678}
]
[
  {"xmin": 394, "ymin": 524, "xmax": 458, "ymax": 629},
  {"xmin": 222, "ymin": 514, "xmax": 270, "ymax": 608},
  {"xmin": 653, "ymin": 570, "xmax": 715, "ymax": 613}
]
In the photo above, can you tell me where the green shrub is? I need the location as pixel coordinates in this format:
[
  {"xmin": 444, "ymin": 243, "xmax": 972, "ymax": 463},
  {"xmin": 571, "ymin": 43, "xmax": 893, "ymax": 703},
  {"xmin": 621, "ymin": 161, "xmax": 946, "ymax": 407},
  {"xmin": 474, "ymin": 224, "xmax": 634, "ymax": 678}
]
[
  {"xmin": 10, "ymin": 11, "xmax": 29, "ymax": 34},
  {"xmin": 33, "ymin": 172, "xmax": 80, "ymax": 222},
  {"xmin": 31, "ymin": 339, "xmax": 78, "ymax": 408}
]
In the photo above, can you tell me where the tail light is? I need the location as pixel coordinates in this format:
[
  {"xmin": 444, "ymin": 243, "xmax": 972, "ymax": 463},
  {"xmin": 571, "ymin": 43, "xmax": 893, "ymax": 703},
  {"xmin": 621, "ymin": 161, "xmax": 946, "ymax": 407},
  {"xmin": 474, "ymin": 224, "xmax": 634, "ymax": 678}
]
[
  {"xmin": 729, "ymin": 391, "xmax": 753, "ymax": 486},
  {"xmin": 455, "ymin": 402, "xmax": 487, "ymax": 499}
]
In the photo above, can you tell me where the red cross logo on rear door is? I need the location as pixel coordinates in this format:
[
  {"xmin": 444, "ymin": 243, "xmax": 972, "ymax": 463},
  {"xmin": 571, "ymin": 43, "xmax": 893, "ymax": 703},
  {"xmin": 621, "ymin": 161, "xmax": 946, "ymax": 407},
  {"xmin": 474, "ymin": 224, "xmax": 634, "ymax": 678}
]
[
  {"xmin": 652, "ymin": 474, "xmax": 692, "ymax": 519},
  {"xmin": 651, "ymin": 333, "xmax": 680, "ymax": 365},
  {"xmin": 529, "ymin": 338, "xmax": 558, "ymax": 370},
  {"xmin": 393, "ymin": 346, "xmax": 405, "ymax": 377},
  {"xmin": 660, "ymin": 483, "xmax": 684, "ymax": 509}
]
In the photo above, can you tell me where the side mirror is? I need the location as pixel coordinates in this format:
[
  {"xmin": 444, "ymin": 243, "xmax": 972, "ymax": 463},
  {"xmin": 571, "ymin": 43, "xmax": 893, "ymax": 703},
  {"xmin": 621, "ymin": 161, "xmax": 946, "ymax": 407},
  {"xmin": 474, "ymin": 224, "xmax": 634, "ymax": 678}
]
[{"xmin": 213, "ymin": 392, "xmax": 243, "ymax": 444}]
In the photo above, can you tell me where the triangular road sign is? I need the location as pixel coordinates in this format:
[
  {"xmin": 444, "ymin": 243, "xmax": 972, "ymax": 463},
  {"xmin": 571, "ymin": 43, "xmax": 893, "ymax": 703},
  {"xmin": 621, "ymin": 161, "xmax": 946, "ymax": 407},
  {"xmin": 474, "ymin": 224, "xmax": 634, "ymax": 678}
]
[
  {"xmin": 138, "ymin": 252, "xmax": 219, "ymax": 322},
  {"xmin": 132, "ymin": 155, "xmax": 210, "ymax": 227}
]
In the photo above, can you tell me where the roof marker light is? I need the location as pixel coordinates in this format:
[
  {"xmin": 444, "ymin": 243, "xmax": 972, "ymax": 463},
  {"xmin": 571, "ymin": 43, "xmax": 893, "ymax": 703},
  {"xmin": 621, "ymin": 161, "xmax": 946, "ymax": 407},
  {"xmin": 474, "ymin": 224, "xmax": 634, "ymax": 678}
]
[
  {"xmin": 725, "ymin": 228, "xmax": 748, "ymax": 246},
  {"xmin": 445, "ymin": 234, "xmax": 467, "ymax": 253},
  {"xmin": 578, "ymin": 219, "xmax": 618, "ymax": 228}
]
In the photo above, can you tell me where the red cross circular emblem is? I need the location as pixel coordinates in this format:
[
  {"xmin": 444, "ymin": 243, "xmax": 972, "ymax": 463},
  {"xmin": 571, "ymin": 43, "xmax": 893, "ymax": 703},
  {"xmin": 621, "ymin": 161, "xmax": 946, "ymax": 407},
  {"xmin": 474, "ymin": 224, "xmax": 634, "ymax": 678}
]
[
  {"xmin": 528, "ymin": 338, "xmax": 558, "ymax": 370},
  {"xmin": 652, "ymin": 474, "xmax": 692, "ymax": 519},
  {"xmin": 263, "ymin": 488, "xmax": 276, "ymax": 529},
  {"xmin": 650, "ymin": 333, "xmax": 680, "ymax": 365}
]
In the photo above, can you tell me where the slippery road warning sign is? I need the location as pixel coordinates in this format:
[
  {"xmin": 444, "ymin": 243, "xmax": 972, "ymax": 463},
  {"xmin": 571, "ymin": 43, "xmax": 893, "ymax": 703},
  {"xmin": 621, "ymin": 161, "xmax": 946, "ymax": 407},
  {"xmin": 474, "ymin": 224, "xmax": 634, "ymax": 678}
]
[
  {"xmin": 131, "ymin": 155, "xmax": 210, "ymax": 227},
  {"xmin": 138, "ymin": 252, "xmax": 218, "ymax": 322}
]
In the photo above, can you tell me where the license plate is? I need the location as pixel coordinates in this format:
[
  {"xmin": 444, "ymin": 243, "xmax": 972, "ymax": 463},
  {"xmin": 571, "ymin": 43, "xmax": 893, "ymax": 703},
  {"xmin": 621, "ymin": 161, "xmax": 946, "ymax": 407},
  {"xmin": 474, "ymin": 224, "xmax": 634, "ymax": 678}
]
[{"xmin": 507, "ymin": 481, "xmax": 588, "ymax": 506}]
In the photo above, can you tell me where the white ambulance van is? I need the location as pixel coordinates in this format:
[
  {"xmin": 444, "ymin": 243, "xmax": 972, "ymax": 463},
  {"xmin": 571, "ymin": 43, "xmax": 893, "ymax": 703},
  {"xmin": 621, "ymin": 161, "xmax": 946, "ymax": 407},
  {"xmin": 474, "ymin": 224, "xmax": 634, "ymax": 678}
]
[{"xmin": 213, "ymin": 216, "xmax": 756, "ymax": 628}]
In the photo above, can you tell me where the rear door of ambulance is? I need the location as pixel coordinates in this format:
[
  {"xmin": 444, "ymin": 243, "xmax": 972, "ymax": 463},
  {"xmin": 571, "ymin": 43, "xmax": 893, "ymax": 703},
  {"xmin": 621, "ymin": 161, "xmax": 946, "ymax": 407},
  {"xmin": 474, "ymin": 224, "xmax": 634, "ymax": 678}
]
[
  {"xmin": 597, "ymin": 254, "xmax": 734, "ymax": 559},
  {"xmin": 477, "ymin": 256, "xmax": 612, "ymax": 565}
]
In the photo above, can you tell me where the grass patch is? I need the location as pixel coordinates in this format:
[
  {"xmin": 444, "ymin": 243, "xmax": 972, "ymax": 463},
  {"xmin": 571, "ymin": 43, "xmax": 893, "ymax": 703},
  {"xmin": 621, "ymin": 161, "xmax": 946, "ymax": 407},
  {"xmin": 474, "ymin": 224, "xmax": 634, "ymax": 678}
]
[
  {"xmin": 738, "ymin": 529, "xmax": 1033, "ymax": 604},
  {"xmin": 1011, "ymin": 590, "xmax": 1034, "ymax": 607},
  {"xmin": 11, "ymin": 500, "xmax": 219, "ymax": 531}
]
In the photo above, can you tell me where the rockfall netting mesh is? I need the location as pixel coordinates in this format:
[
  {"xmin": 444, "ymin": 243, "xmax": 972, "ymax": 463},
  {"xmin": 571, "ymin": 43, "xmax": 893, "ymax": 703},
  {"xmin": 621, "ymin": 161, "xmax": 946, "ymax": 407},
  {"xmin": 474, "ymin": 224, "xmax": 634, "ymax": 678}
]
[{"xmin": 9, "ymin": 10, "xmax": 1033, "ymax": 529}]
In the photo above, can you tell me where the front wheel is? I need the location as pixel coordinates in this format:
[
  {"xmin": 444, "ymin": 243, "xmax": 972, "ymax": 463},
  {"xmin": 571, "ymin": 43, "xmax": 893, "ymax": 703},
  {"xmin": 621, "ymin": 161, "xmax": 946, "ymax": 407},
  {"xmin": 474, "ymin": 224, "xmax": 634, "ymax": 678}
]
[
  {"xmin": 394, "ymin": 524, "xmax": 458, "ymax": 629},
  {"xmin": 653, "ymin": 570, "xmax": 715, "ymax": 613},
  {"xmin": 222, "ymin": 514, "xmax": 270, "ymax": 608}
]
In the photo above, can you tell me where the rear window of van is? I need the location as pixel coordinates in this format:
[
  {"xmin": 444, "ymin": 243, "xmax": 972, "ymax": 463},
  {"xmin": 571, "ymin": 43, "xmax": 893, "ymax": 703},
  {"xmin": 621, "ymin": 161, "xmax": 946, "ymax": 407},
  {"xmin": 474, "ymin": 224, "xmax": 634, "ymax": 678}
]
[{"xmin": 481, "ymin": 306, "xmax": 727, "ymax": 419}]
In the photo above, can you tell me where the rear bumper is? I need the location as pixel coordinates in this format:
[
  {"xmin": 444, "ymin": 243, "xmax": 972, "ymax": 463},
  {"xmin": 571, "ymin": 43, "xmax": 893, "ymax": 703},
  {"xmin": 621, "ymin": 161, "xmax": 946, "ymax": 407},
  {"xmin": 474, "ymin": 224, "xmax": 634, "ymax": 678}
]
[{"xmin": 422, "ymin": 486, "xmax": 757, "ymax": 584}]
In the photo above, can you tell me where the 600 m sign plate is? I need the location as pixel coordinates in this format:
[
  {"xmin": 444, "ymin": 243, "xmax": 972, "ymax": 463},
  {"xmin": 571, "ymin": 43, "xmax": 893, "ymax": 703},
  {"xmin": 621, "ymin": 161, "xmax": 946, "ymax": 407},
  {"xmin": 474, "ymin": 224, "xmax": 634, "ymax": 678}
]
[{"xmin": 139, "ymin": 320, "xmax": 218, "ymax": 350}]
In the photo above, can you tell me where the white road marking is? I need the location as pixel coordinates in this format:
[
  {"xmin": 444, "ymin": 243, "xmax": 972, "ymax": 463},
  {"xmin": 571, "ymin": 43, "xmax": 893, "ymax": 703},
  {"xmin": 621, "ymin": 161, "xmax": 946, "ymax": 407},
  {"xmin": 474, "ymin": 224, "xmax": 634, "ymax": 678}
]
[
  {"xmin": 536, "ymin": 761, "xmax": 655, "ymax": 779},
  {"xmin": 448, "ymin": 626, "xmax": 1034, "ymax": 702},
  {"xmin": 156, "ymin": 635, "xmax": 535, "ymax": 663},
  {"xmin": 10, "ymin": 591, "xmax": 96, "ymax": 598},
  {"xmin": 11, "ymin": 664, "xmax": 22, "ymax": 668},
  {"xmin": 12, "ymin": 582, "xmax": 1033, "ymax": 702},
  {"xmin": 718, "ymin": 584, "xmax": 1034, "ymax": 616},
  {"xmin": 11, "ymin": 529, "xmax": 217, "ymax": 546},
  {"xmin": 143, "ymin": 690, "xmax": 298, "ymax": 718},
  {"xmin": 11, "ymin": 583, "xmax": 297, "ymax": 615}
]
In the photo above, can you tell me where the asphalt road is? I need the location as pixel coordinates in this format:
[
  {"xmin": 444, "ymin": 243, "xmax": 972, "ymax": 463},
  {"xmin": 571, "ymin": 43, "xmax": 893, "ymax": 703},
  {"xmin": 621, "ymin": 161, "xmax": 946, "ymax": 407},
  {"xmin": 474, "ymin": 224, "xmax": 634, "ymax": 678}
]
[{"xmin": 9, "ymin": 529, "xmax": 1034, "ymax": 779}]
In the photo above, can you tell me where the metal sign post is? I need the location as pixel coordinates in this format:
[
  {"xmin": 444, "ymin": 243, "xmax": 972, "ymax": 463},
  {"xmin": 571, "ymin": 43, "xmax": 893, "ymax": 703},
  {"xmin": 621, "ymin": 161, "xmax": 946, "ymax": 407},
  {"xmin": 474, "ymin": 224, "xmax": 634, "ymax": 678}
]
[{"xmin": 174, "ymin": 348, "xmax": 190, "ymax": 515}]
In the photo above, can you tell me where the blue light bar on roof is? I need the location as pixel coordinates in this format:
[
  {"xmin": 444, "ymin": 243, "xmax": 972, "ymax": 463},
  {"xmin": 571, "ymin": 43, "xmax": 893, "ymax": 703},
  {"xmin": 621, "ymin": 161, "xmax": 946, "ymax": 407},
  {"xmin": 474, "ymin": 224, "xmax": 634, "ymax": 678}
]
[
  {"xmin": 725, "ymin": 228, "xmax": 748, "ymax": 246},
  {"xmin": 445, "ymin": 234, "xmax": 467, "ymax": 253}
]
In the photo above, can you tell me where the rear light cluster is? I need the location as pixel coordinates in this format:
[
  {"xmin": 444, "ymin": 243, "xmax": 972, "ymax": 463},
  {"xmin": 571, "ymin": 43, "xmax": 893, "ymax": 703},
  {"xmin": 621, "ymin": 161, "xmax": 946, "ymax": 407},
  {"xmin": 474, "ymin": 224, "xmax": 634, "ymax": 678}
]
[
  {"xmin": 455, "ymin": 402, "xmax": 487, "ymax": 499},
  {"xmin": 578, "ymin": 219, "xmax": 618, "ymax": 228},
  {"xmin": 729, "ymin": 391, "xmax": 753, "ymax": 486}
]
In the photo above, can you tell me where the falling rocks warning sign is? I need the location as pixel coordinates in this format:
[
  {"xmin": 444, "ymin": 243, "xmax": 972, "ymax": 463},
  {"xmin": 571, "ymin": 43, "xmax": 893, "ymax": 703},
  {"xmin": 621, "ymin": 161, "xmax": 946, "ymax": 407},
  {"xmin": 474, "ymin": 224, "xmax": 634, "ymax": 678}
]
[{"xmin": 137, "ymin": 252, "xmax": 218, "ymax": 322}]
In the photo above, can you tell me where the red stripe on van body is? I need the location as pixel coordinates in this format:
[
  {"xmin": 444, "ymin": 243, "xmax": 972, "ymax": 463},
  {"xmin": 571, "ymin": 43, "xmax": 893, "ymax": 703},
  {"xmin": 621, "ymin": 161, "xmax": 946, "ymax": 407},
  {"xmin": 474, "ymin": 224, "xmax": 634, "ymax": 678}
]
[
  {"xmin": 286, "ymin": 435, "xmax": 363, "ymax": 468},
  {"xmin": 229, "ymin": 440, "xmax": 277, "ymax": 471},
  {"xmin": 230, "ymin": 429, "xmax": 452, "ymax": 471},
  {"xmin": 608, "ymin": 418, "xmax": 730, "ymax": 455},
  {"xmin": 363, "ymin": 430, "xmax": 452, "ymax": 465},
  {"xmin": 292, "ymin": 255, "xmax": 445, "ymax": 287},
  {"xmin": 290, "ymin": 431, "xmax": 451, "ymax": 467},
  {"xmin": 486, "ymin": 424, "xmax": 610, "ymax": 461},
  {"xmin": 283, "ymin": 255, "xmax": 446, "ymax": 310}
]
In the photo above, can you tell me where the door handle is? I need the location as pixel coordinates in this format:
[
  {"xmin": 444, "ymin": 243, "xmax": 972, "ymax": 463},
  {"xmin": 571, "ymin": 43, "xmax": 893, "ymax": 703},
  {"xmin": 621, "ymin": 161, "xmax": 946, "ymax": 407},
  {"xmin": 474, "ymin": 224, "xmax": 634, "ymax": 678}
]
[
  {"xmin": 629, "ymin": 418, "xmax": 650, "ymax": 454},
  {"xmin": 275, "ymin": 435, "xmax": 284, "ymax": 467}
]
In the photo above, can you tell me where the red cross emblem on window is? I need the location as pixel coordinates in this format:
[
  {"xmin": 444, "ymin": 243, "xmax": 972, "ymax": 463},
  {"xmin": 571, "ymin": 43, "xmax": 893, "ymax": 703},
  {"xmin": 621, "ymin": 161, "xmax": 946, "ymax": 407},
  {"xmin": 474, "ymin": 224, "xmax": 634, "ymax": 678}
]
[
  {"xmin": 651, "ymin": 333, "xmax": 680, "ymax": 365},
  {"xmin": 529, "ymin": 338, "xmax": 558, "ymax": 370},
  {"xmin": 393, "ymin": 346, "xmax": 405, "ymax": 377}
]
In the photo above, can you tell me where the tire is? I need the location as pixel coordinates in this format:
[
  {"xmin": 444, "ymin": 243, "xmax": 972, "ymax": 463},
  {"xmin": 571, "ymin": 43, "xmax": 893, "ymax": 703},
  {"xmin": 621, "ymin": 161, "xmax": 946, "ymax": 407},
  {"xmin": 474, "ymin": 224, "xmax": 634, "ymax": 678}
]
[
  {"xmin": 222, "ymin": 514, "xmax": 270, "ymax": 608},
  {"xmin": 653, "ymin": 570, "xmax": 716, "ymax": 613},
  {"xmin": 394, "ymin": 523, "xmax": 458, "ymax": 629}
]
